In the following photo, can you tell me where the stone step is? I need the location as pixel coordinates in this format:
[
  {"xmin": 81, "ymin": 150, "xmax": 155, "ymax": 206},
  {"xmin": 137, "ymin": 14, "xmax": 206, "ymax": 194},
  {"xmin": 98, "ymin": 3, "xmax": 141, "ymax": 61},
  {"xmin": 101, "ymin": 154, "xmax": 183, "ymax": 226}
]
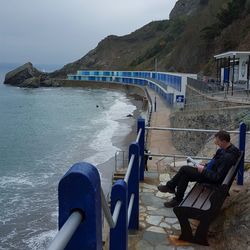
[{"xmin": 112, "ymin": 171, "xmax": 126, "ymax": 183}]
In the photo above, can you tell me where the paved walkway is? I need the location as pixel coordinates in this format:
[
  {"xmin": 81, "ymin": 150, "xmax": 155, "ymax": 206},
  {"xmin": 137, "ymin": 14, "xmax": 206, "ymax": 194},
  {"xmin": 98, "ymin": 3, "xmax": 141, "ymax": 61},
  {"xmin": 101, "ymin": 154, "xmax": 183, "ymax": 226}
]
[
  {"xmin": 146, "ymin": 87, "xmax": 180, "ymax": 170},
  {"xmin": 128, "ymin": 171, "xmax": 198, "ymax": 250},
  {"xmin": 127, "ymin": 87, "xmax": 206, "ymax": 250}
]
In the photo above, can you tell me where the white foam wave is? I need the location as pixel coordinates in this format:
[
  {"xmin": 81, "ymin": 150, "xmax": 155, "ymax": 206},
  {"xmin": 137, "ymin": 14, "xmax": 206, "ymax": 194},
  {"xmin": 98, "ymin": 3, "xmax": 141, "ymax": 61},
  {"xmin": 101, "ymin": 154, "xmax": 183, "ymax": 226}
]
[
  {"xmin": 107, "ymin": 96, "xmax": 136, "ymax": 121},
  {"xmin": 0, "ymin": 175, "xmax": 35, "ymax": 188},
  {"xmin": 0, "ymin": 172, "xmax": 54, "ymax": 189},
  {"xmin": 84, "ymin": 96, "xmax": 136, "ymax": 165},
  {"xmin": 23, "ymin": 229, "xmax": 57, "ymax": 250}
]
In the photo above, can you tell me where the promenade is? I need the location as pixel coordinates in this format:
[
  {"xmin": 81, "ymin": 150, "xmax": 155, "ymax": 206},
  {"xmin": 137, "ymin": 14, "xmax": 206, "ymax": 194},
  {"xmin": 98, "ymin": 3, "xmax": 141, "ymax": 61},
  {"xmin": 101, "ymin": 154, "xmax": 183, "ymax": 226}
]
[{"xmin": 127, "ymin": 87, "xmax": 207, "ymax": 250}]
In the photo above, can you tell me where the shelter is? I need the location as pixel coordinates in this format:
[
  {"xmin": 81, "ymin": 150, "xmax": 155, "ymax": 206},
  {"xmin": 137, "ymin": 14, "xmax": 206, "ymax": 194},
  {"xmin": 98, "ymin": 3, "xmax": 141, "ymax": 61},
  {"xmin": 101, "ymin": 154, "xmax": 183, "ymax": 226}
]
[{"xmin": 214, "ymin": 51, "xmax": 250, "ymax": 95}]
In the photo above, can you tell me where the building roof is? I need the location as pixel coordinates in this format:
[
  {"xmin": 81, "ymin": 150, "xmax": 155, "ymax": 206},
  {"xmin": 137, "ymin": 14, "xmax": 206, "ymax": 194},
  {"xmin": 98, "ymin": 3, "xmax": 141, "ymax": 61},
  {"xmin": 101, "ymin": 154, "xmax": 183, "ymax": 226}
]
[{"xmin": 214, "ymin": 51, "xmax": 250, "ymax": 59}]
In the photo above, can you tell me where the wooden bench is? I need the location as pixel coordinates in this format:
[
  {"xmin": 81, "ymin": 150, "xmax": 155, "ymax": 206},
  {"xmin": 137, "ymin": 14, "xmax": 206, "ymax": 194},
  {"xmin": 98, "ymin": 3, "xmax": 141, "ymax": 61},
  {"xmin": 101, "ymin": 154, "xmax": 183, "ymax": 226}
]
[{"xmin": 173, "ymin": 151, "xmax": 244, "ymax": 245}]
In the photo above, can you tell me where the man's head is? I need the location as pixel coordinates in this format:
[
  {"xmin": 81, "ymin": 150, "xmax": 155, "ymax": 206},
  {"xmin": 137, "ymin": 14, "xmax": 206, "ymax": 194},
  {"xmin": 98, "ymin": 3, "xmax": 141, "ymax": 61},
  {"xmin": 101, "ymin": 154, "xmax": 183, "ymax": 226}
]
[{"xmin": 214, "ymin": 130, "xmax": 231, "ymax": 149}]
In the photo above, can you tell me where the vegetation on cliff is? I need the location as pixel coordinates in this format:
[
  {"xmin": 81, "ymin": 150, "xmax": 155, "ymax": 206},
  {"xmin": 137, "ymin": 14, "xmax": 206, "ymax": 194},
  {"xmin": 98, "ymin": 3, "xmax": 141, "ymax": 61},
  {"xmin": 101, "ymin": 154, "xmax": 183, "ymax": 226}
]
[{"xmin": 50, "ymin": 0, "xmax": 250, "ymax": 78}]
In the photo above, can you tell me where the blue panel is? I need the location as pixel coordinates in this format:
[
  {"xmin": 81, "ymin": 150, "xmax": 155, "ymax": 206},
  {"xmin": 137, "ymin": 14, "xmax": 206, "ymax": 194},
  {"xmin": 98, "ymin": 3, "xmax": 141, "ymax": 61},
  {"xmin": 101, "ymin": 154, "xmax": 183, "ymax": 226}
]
[{"xmin": 224, "ymin": 67, "xmax": 230, "ymax": 83}]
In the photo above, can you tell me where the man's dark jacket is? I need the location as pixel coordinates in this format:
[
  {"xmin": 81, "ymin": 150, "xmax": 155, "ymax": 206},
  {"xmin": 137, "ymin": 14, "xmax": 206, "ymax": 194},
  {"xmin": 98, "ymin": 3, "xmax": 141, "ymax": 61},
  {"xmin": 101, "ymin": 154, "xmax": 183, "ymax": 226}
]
[{"xmin": 201, "ymin": 144, "xmax": 240, "ymax": 183}]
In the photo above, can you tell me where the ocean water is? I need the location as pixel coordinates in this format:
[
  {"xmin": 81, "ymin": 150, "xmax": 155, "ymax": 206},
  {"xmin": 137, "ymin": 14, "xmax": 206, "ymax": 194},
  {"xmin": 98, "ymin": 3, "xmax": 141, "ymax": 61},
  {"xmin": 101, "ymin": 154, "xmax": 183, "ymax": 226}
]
[{"xmin": 0, "ymin": 65, "xmax": 137, "ymax": 249}]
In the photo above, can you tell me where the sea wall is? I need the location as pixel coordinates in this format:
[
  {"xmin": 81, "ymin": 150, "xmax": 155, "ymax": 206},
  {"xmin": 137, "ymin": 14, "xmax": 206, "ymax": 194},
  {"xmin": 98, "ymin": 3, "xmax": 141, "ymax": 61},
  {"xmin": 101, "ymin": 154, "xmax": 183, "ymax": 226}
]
[{"xmin": 57, "ymin": 79, "xmax": 146, "ymax": 97}]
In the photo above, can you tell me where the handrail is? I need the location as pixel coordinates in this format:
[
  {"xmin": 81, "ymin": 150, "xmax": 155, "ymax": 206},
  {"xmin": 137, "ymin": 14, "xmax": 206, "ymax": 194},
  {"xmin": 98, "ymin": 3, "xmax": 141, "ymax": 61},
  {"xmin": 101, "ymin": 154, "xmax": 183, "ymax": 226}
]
[
  {"xmin": 47, "ymin": 211, "xmax": 83, "ymax": 250},
  {"xmin": 101, "ymin": 188, "xmax": 115, "ymax": 228},
  {"xmin": 147, "ymin": 152, "xmax": 211, "ymax": 160},
  {"xmin": 101, "ymin": 187, "xmax": 122, "ymax": 229},
  {"xmin": 112, "ymin": 200, "xmax": 122, "ymax": 228},
  {"xmin": 124, "ymin": 154, "xmax": 135, "ymax": 184},
  {"xmin": 146, "ymin": 126, "xmax": 240, "ymax": 134},
  {"xmin": 136, "ymin": 129, "xmax": 142, "ymax": 143}
]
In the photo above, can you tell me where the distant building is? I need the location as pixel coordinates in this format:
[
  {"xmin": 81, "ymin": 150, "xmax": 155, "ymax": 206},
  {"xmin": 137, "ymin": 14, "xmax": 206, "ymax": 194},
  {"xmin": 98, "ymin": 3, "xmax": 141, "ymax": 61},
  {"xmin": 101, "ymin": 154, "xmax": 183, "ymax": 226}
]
[{"xmin": 214, "ymin": 51, "xmax": 250, "ymax": 94}]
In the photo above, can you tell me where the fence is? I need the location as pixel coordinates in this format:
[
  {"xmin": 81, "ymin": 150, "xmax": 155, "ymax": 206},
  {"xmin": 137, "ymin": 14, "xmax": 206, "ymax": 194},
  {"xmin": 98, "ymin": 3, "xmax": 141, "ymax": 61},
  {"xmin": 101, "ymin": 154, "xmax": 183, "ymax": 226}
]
[
  {"xmin": 187, "ymin": 77, "xmax": 250, "ymax": 102},
  {"xmin": 48, "ymin": 119, "xmax": 247, "ymax": 249},
  {"xmin": 48, "ymin": 118, "xmax": 145, "ymax": 250}
]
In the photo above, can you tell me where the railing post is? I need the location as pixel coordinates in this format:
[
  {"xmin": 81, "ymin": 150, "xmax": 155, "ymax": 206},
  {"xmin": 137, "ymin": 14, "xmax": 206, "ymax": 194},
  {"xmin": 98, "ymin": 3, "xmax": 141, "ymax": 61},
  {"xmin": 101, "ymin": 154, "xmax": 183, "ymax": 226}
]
[
  {"xmin": 110, "ymin": 180, "xmax": 128, "ymax": 250},
  {"xmin": 58, "ymin": 162, "xmax": 102, "ymax": 250},
  {"xmin": 137, "ymin": 118, "xmax": 145, "ymax": 181},
  {"xmin": 128, "ymin": 142, "xmax": 139, "ymax": 230},
  {"xmin": 238, "ymin": 122, "xmax": 246, "ymax": 185}
]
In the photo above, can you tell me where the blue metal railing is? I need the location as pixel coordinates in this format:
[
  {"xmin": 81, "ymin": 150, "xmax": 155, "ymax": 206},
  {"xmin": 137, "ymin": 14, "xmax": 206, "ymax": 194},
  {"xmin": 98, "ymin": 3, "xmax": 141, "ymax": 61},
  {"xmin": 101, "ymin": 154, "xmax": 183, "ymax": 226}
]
[
  {"xmin": 67, "ymin": 70, "xmax": 182, "ymax": 106},
  {"xmin": 48, "ymin": 118, "xmax": 146, "ymax": 250},
  {"xmin": 48, "ymin": 119, "xmax": 246, "ymax": 249}
]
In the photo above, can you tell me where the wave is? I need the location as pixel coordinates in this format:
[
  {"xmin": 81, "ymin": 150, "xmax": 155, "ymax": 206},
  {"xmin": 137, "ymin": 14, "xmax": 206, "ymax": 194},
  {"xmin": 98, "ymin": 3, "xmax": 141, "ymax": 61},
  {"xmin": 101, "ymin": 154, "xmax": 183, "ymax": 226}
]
[
  {"xmin": 23, "ymin": 229, "xmax": 57, "ymax": 250},
  {"xmin": 84, "ymin": 96, "xmax": 136, "ymax": 166}
]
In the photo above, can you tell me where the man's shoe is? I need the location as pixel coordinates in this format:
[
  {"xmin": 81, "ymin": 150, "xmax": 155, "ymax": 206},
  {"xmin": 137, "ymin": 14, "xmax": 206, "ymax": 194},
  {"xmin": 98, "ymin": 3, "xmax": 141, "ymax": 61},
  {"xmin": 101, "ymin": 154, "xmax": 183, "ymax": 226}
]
[
  {"xmin": 157, "ymin": 184, "xmax": 175, "ymax": 193},
  {"xmin": 164, "ymin": 198, "xmax": 180, "ymax": 208}
]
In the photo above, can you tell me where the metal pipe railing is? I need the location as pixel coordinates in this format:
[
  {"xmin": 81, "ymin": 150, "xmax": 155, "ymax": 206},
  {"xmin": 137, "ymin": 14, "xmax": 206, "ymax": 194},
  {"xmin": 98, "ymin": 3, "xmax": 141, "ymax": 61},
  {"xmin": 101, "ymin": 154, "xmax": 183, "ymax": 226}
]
[
  {"xmin": 112, "ymin": 200, "xmax": 122, "ymax": 228},
  {"xmin": 101, "ymin": 187, "xmax": 122, "ymax": 229},
  {"xmin": 136, "ymin": 129, "xmax": 142, "ymax": 143},
  {"xmin": 47, "ymin": 211, "xmax": 83, "ymax": 250},
  {"xmin": 101, "ymin": 188, "xmax": 115, "ymax": 228},
  {"xmin": 146, "ymin": 126, "xmax": 240, "ymax": 134},
  {"xmin": 124, "ymin": 154, "xmax": 135, "ymax": 184}
]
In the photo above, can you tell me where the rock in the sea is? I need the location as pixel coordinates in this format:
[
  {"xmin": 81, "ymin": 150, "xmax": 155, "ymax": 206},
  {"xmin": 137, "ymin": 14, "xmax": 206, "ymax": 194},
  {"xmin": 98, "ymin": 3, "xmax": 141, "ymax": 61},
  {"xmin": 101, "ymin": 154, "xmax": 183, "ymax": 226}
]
[
  {"xmin": 20, "ymin": 76, "xmax": 41, "ymax": 88},
  {"xmin": 4, "ymin": 62, "xmax": 46, "ymax": 87}
]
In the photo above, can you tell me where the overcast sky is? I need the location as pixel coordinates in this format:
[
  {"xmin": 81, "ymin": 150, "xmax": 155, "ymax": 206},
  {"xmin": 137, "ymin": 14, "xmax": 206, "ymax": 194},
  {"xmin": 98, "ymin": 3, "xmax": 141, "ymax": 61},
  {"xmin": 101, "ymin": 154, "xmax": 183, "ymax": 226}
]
[{"xmin": 0, "ymin": 0, "xmax": 177, "ymax": 66}]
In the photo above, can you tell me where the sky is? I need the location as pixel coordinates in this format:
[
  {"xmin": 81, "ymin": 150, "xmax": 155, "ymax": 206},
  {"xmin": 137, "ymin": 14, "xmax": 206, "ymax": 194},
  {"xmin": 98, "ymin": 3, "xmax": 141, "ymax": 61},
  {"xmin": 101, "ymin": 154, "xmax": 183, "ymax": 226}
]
[{"xmin": 0, "ymin": 0, "xmax": 177, "ymax": 66}]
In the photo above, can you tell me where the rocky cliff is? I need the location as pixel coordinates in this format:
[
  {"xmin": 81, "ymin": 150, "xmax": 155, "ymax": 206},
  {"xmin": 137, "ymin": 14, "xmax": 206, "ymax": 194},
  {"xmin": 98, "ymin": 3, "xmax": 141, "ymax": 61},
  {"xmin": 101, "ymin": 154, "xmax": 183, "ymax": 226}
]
[{"xmin": 50, "ymin": 0, "xmax": 250, "ymax": 76}]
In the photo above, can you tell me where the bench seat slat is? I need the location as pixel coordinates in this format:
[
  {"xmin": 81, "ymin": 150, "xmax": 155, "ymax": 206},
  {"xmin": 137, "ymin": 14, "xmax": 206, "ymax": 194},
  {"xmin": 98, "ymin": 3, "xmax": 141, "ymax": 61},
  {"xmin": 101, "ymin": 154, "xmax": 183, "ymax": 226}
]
[
  {"xmin": 181, "ymin": 184, "xmax": 203, "ymax": 207},
  {"xmin": 193, "ymin": 187, "xmax": 213, "ymax": 209}
]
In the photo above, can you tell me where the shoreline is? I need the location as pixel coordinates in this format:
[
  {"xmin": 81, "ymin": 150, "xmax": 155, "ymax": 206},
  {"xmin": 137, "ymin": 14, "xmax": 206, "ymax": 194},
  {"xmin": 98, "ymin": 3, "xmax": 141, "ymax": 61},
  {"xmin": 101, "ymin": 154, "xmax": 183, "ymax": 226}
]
[{"xmin": 96, "ymin": 95, "xmax": 147, "ymax": 196}]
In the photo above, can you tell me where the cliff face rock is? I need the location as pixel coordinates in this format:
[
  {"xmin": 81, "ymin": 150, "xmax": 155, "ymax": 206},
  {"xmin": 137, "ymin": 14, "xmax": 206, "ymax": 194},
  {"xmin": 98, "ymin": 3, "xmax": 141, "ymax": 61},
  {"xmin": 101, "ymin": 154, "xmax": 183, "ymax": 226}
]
[
  {"xmin": 3, "ymin": 62, "xmax": 63, "ymax": 88},
  {"xmin": 4, "ymin": 62, "xmax": 43, "ymax": 87},
  {"xmin": 169, "ymin": 0, "xmax": 208, "ymax": 19}
]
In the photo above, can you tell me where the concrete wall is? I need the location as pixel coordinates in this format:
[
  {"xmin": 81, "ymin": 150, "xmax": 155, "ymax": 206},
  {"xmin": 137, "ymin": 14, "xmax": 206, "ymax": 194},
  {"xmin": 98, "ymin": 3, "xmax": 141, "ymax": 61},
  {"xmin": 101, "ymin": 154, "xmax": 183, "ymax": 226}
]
[{"xmin": 170, "ymin": 106, "xmax": 250, "ymax": 155}]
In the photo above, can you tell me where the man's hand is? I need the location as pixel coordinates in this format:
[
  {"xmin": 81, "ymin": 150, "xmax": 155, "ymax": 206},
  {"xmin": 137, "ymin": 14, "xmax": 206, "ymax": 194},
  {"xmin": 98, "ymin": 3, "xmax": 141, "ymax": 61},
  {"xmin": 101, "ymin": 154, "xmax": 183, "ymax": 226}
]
[{"xmin": 197, "ymin": 164, "xmax": 205, "ymax": 173}]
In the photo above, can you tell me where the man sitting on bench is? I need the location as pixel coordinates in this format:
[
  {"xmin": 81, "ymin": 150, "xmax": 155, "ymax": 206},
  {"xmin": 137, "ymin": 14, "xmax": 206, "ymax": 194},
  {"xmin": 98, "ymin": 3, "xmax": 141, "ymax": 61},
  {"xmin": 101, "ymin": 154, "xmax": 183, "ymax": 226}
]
[{"xmin": 158, "ymin": 130, "xmax": 240, "ymax": 208}]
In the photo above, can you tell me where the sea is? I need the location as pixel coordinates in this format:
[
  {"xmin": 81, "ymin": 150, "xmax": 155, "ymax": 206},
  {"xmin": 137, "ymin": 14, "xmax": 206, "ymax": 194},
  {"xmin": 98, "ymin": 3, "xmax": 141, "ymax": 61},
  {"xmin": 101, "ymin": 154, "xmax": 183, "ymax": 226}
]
[{"xmin": 0, "ymin": 63, "xmax": 138, "ymax": 249}]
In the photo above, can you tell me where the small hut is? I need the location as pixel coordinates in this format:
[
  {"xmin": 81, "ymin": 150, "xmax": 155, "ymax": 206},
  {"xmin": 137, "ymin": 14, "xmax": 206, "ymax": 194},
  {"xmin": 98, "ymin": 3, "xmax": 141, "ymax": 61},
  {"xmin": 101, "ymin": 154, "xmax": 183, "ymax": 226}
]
[{"xmin": 214, "ymin": 51, "xmax": 250, "ymax": 95}]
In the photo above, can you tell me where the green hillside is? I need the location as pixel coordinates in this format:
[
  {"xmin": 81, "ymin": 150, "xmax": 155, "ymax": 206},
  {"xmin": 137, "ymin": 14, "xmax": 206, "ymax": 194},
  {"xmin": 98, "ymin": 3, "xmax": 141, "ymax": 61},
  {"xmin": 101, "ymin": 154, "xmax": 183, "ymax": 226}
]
[{"xmin": 35, "ymin": 0, "xmax": 250, "ymax": 78}]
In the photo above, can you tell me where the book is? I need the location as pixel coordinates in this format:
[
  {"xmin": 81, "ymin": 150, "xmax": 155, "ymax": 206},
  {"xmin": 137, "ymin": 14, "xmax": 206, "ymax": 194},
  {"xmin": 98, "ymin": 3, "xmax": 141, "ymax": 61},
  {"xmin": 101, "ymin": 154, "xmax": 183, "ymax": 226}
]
[{"xmin": 186, "ymin": 157, "xmax": 199, "ymax": 167}]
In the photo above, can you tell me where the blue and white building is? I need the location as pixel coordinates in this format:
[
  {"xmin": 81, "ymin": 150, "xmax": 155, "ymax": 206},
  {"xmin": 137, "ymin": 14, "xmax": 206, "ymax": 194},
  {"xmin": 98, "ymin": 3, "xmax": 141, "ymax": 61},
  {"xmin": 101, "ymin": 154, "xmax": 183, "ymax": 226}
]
[{"xmin": 67, "ymin": 70, "xmax": 197, "ymax": 107}]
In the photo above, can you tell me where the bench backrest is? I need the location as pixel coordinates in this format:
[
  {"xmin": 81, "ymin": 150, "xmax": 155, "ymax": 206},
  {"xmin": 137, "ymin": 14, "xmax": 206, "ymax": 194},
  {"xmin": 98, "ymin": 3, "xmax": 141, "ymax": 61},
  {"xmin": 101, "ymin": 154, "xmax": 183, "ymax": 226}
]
[{"xmin": 222, "ymin": 151, "xmax": 244, "ymax": 188}]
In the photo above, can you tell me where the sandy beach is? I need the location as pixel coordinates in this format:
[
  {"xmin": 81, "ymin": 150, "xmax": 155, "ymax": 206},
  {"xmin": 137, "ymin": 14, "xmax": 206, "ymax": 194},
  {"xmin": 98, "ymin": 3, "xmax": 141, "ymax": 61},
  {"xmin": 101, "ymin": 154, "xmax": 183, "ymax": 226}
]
[{"xmin": 96, "ymin": 91, "xmax": 147, "ymax": 196}]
